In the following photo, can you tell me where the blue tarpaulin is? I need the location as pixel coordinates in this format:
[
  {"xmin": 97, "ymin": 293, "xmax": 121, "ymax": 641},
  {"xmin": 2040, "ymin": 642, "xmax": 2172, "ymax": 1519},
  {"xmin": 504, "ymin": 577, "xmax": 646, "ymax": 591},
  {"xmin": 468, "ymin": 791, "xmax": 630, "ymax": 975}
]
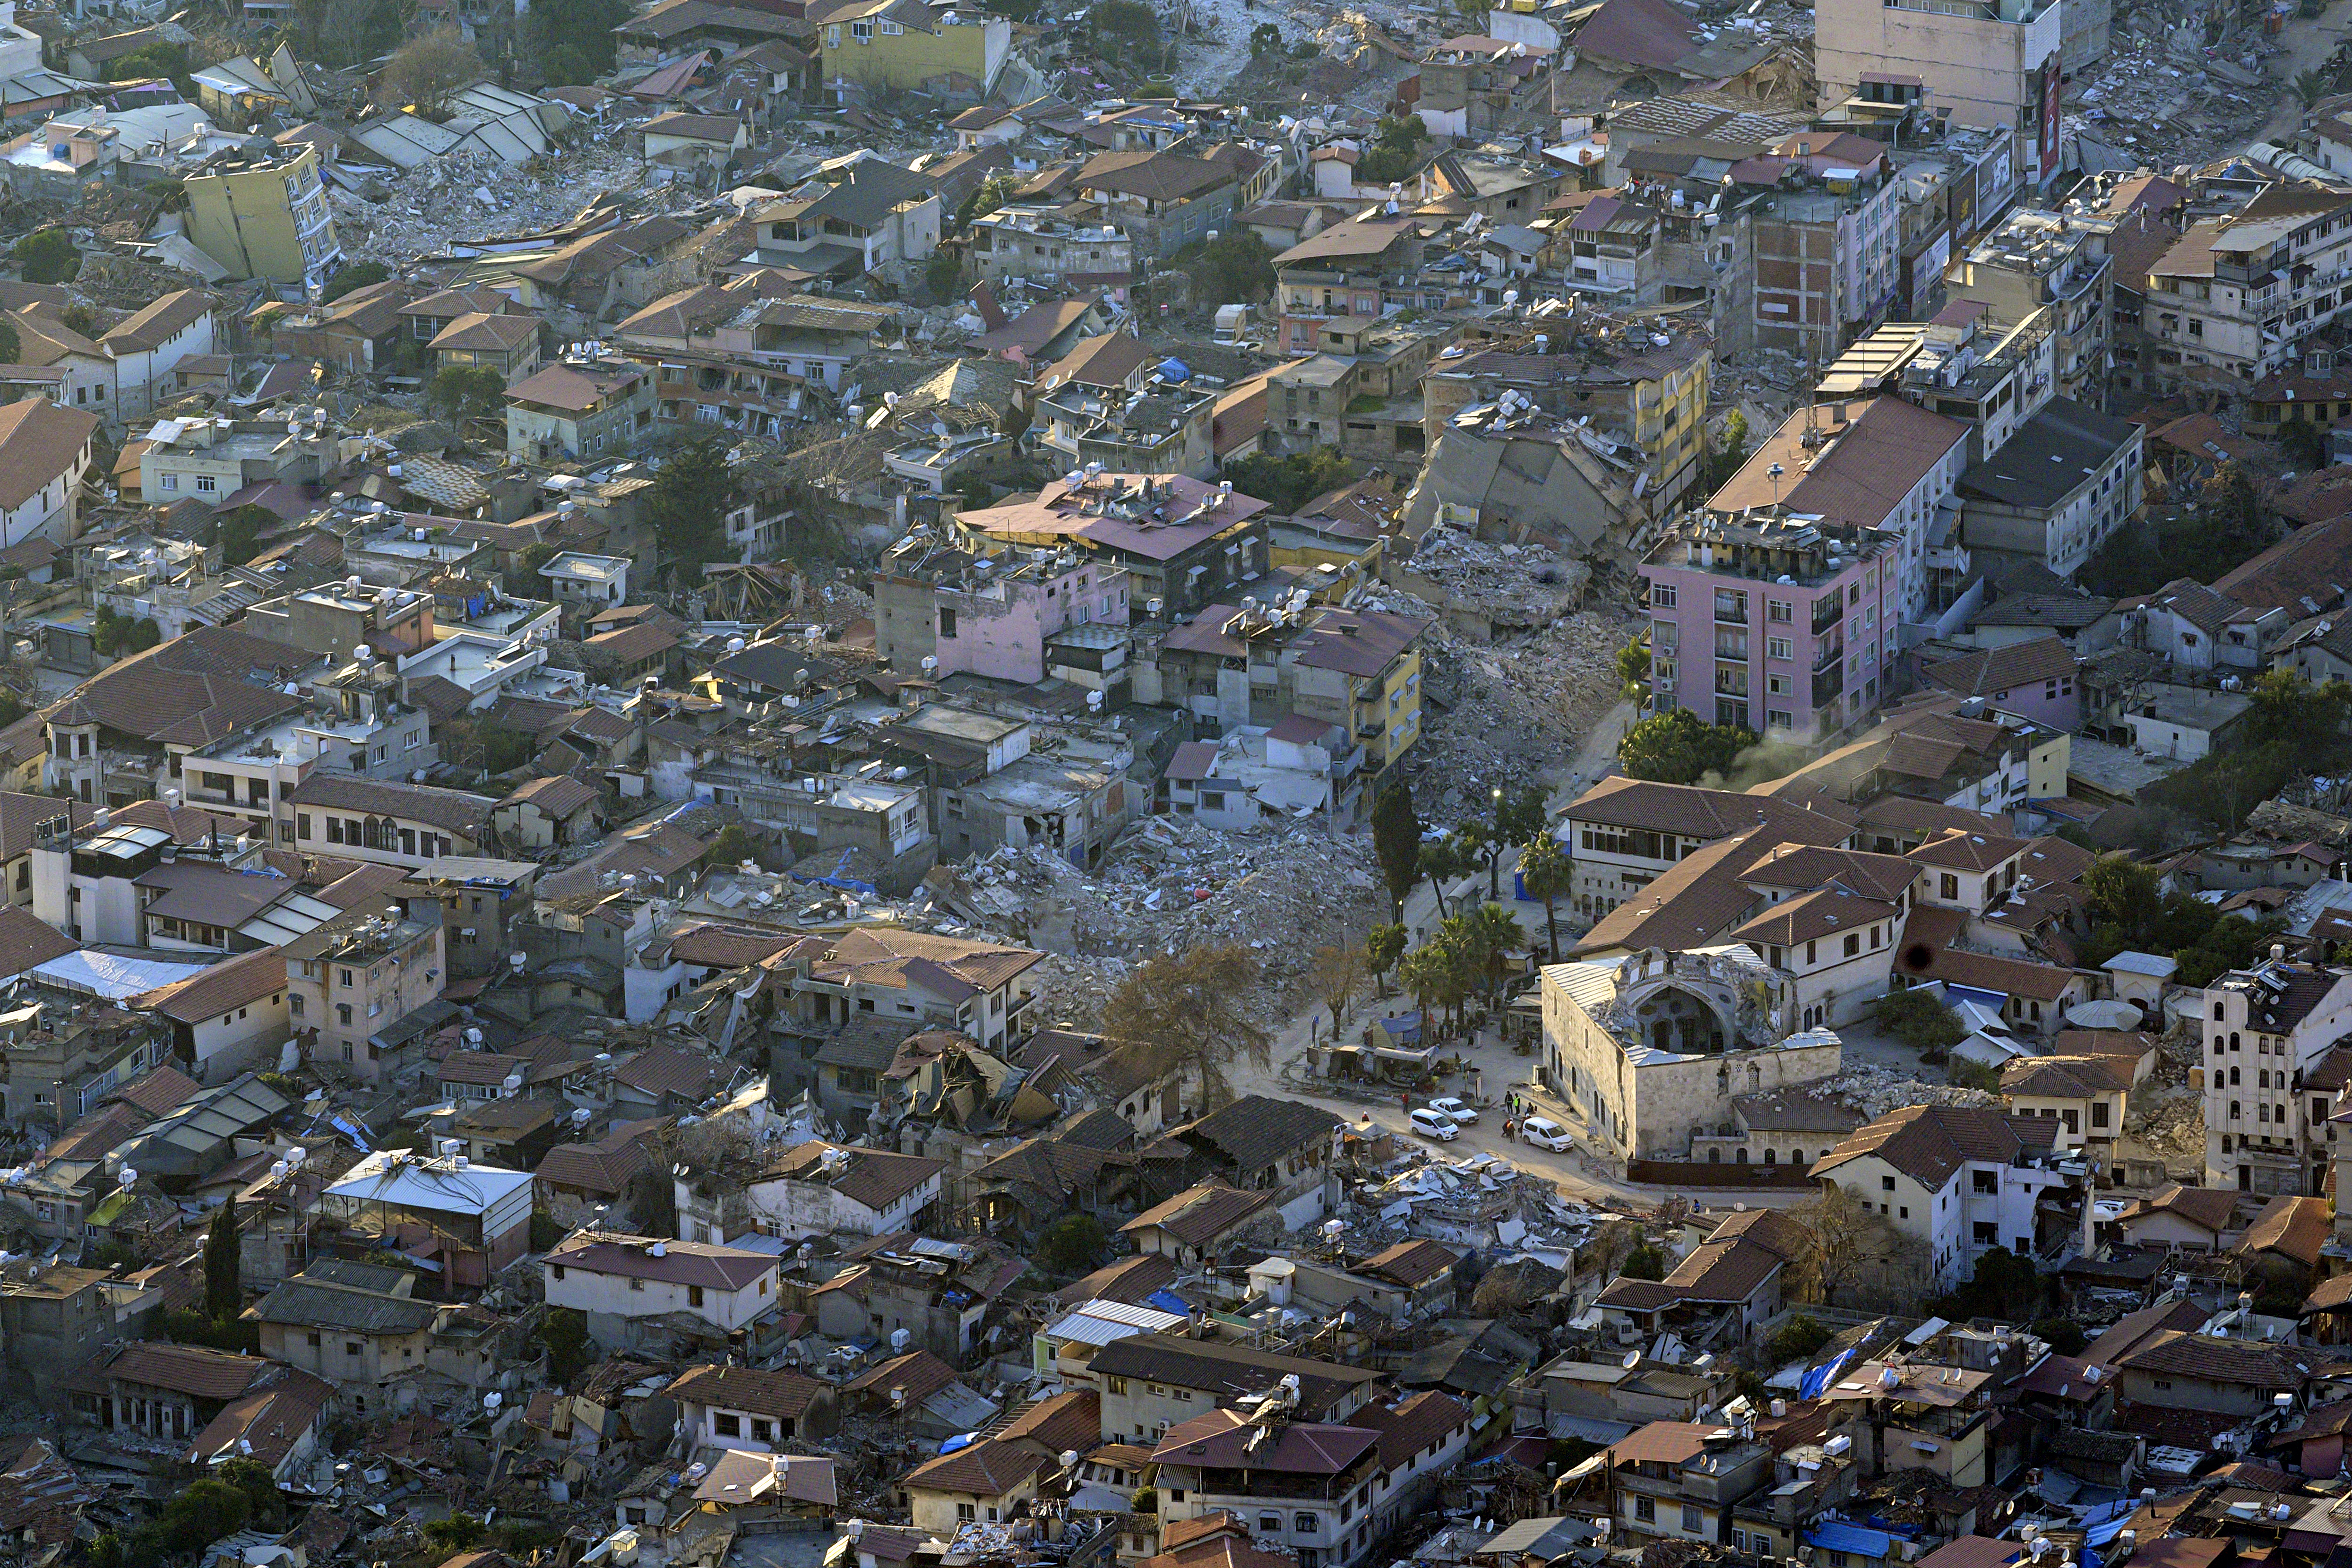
[
  {"xmin": 1799, "ymin": 1347, "xmax": 1859, "ymax": 1400},
  {"xmin": 1807, "ymin": 1523, "xmax": 1895, "ymax": 1561},
  {"xmin": 1158, "ymin": 358, "xmax": 1190, "ymax": 382},
  {"xmin": 2085, "ymin": 1504, "xmax": 2141, "ymax": 1549},
  {"xmin": 1145, "ymin": 1289, "xmax": 1191, "ymax": 1316}
]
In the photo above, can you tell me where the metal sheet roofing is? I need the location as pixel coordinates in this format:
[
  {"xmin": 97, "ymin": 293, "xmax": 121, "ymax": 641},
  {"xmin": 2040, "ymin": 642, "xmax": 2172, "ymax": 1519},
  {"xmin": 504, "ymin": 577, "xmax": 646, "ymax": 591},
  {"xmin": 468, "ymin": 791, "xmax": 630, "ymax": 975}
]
[{"xmin": 1043, "ymin": 1299, "xmax": 1186, "ymax": 1345}]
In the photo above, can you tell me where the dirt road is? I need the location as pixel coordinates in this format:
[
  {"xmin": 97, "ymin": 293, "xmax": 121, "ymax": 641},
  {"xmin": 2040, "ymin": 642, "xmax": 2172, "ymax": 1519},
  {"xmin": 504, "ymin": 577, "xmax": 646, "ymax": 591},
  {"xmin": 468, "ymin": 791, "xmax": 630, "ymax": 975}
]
[{"xmin": 2256, "ymin": 0, "xmax": 2352, "ymax": 144}]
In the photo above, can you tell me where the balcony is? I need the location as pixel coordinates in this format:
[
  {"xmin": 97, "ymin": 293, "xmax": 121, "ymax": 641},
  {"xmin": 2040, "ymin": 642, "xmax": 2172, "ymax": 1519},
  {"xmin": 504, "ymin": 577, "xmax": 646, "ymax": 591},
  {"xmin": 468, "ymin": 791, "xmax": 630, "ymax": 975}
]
[{"xmin": 1812, "ymin": 663, "xmax": 1844, "ymax": 708}]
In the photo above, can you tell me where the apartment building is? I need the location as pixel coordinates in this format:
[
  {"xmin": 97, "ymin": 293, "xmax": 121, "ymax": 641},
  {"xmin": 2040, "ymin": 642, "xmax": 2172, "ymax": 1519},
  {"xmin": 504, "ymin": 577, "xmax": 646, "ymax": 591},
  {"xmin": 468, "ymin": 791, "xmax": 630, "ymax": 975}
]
[
  {"xmin": 1815, "ymin": 0, "xmax": 2063, "ymax": 184},
  {"xmin": 2145, "ymin": 186, "xmax": 2352, "ymax": 392},
  {"xmin": 1640, "ymin": 506, "xmax": 1904, "ymax": 745},
  {"xmin": 505, "ymin": 353, "xmax": 656, "ymax": 462},
  {"xmin": 1956, "ymin": 399, "xmax": 2144, "ymax": 579},
  {"xmin": 871, "ymin": 531, "xmax": 1131, "ymax": 690},
  {"xmin": 288, "ymin": 776, "xmax": 493, "ymax": 869},
  {"xmin": 817, "ymin": 0, "xmax": 1010, "ymax": 100},
  {"xmin": 1421, "ymin": 326, "xmax": 1713, "ymax": 514},
  {"xmin": 1073, "ymin": 148, "xmax": 1242, "ymax": 258},
  {"xmin": 2202, "ymin": 956, "xmax": 2352, "ymax": 1197},
  {"xmin": 1812, "ymin": 1103, "xmax": 2084, "ymax": 1287},
  {"xmin": 1149, "ymin": 1410, "xmax": 1387, "ymax": 1568},
  {"xmin": 1272, "ymin": 215, "xmax": 1422, "ymax": 358},
  {"xmin": 181, "ymin": 143, "xmax": 342, "ymax": 290},
  {"xmin": 1417, "ymin": 36, "xmax": 1532, "ymax": 137},
  {"xmin": 1153, "ymin": 598, "xmax": 1427, "ymax": 778},
  {"xmin": 281, "ymin": 905, "xmax": 446, "ymax": 1081},
  {"xmin": 1944, "ymin": 208, "xmax": 2113, "ymax": 404},
  {"xmin": 956, "ymin": 471, "xmax": 1271, "ymax": 618},
  {"xmin": 1606, "ymin": 1422, "xmax": 1773, "ymax": 1545},
  {"xmin": 1739, "ymin": 134, "xmax": 1904, "ymax": 352},
  {"xmin": 965, "ymin": 209, "xmax": 1135, "ymax": 289}
]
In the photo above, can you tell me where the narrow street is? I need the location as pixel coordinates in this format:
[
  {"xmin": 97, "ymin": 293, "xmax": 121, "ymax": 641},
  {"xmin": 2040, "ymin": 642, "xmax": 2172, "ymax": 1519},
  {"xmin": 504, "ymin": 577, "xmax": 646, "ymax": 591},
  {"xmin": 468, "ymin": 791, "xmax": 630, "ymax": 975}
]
[{"xmin": 2256, "ymin": 0, "xmax": 2352, "ymax": 144}]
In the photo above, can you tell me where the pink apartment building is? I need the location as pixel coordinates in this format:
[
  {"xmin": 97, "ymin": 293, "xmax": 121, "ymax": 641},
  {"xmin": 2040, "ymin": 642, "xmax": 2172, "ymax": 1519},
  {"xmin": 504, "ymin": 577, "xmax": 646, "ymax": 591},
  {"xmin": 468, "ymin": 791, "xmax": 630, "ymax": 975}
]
[
  {"xmin": 873, "ymin": 532, "xmax": 1132, "ymax": 689},
  {"xmin": 1641, "ymin": 511, "xmax": 1904, "ymax": 744}
]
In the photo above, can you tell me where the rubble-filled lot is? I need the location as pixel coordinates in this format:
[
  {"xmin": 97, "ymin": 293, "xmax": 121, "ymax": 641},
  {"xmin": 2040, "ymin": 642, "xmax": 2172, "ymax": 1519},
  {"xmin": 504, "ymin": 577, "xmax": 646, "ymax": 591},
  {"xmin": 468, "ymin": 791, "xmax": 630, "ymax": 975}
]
[
  {"xmin": 2065, "ymin": 0, "xmax": 2283, "ymax": 166},
  {"xmin": 1403, "ymin": 596, "xmax": 1638, "ymax": 823},
  {"xmin": 939, "ymin": 811, "xmax": 1386, "ymax": 1029}
]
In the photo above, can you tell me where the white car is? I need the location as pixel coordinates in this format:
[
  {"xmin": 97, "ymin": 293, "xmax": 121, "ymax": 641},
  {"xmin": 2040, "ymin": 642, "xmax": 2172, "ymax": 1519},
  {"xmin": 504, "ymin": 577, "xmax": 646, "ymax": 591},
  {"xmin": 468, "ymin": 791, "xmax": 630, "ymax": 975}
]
[
  {"xmin": 1520, "ymin": 1116, "xmax": 1574, "ymax": 1151},
  {"xmin": 1409, "ymin": 1108, "xmax": 1460, "ymax": 1141},
  {"xmin": 1427, "ymin": 1096, "xmax": 1479, "ymax": 1125}
]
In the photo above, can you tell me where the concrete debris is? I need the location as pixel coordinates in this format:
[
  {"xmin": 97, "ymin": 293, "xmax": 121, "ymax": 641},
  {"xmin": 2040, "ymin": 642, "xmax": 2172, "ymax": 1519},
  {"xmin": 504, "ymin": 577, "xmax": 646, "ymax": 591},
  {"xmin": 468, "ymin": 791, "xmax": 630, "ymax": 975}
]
[
  {"xmin": 943, "ymin": 812, "xmax": 1383, "ymax": 1031},
  {"xmin": 1817, "ymin": 1061, "xmax": 2002, "ymax": 1119}
]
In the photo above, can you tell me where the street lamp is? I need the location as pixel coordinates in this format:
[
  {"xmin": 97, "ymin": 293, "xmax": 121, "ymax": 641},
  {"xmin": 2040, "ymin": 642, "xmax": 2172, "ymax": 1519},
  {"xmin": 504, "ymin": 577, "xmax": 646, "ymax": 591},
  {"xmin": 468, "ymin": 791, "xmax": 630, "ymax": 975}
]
[{"xmin": 1488, "ymin": 785, "xmax": 1505, "ymax": 901}]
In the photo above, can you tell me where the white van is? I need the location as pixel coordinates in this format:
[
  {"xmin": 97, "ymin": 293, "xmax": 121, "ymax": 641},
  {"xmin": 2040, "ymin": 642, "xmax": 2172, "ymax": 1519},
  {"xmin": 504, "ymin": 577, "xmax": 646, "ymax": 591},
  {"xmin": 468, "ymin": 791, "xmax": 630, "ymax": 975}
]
[{"xmin": 1409, "ymin": 1107, "xmax": 1460, "ymax": 1141}]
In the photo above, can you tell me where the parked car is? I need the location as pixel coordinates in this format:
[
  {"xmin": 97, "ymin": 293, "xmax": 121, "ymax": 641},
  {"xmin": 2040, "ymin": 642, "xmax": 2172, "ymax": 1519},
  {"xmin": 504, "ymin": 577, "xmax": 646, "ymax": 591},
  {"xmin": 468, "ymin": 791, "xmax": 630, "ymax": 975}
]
[
  {"xmin": 1520, "ymin": 1116, "xmax": 1574, "ymax": 1151},
  {"xmin": 1409, "ymin": 1108, "xmax": 1460, "ymax": 1141},
  {"xmin": 1428, "ymin": 1096, "xmax": 1479, "ymax": 1124}
]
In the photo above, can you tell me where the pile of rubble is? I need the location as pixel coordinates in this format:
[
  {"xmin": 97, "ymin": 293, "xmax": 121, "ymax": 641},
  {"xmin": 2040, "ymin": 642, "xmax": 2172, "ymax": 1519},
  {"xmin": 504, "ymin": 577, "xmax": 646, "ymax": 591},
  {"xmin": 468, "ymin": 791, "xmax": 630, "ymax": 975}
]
[
  {"xmin": 940, "ymin": 813, "xmax": 1385, "ymax": 1029},
  {"xmin": 1405, "ymin": 601, "xmax": 1637, "ymax": 821},
  {"xmin": 2125, "ymin": 1081, "xmax": 2206, "ymax": 1165},
  {"xmin": 2066, "ymin": 0, "xmax": 2280, "ymax": 167},
  {"xmin": 1816, "ymin": 1061, "xmax": 2000, "ymax": 1119},
  {"xmin": 327, "ymin": 141, "xmax": 660, "ymax": 265}
]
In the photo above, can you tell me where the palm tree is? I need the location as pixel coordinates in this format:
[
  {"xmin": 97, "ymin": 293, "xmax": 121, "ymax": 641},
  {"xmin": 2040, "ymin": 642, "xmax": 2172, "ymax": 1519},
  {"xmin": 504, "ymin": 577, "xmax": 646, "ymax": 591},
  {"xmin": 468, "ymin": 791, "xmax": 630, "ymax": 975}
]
[
  {"xmin": 1419, "ymin": 836, "xmax": 1470, "ymax": 918},
  {"xmin": 1447, "ymin": 904, "xmax": 1528, "ymax": 1004},
  {"xmin": 1396, "ymin": 944, "xmax": 1446, "ymax": 1031},
  {"xmin": 2297, "ymin": 67, "xmax": 2331, "ymax": 108}
]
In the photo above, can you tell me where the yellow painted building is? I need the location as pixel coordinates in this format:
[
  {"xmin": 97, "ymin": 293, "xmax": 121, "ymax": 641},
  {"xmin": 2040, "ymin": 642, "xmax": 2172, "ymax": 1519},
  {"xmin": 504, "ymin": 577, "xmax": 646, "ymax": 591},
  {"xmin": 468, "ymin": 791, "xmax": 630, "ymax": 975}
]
[
  {"xmin": 182, "ymin": 144, "xmax": 342, "ymax": 290},
  {"xmin": 818, "ymin": 0, "xmax": 1010, "ymax": 100}
]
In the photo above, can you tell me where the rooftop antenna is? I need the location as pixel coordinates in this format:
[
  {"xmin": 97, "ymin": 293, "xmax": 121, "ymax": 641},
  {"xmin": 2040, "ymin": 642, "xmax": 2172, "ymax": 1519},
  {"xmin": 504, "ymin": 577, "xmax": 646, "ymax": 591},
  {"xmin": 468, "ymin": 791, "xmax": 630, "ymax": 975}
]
[{"xmin": 1767, "ymin": 461, "xmax": 1785, "ymax": 509}]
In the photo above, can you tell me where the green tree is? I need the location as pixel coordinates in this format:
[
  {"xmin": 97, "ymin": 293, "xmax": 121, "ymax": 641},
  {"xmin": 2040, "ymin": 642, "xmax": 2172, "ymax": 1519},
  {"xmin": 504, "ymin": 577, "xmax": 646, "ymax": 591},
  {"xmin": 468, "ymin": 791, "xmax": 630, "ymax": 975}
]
[
  {"xmin": 158, "ymin": 1480, "xmax": 250, "ymax": 1554},
  {"xmin": 1103, "ymin": 944, "xmax": 1271, "ymax": 1107},
  {"xmin": 2082, "ymin": 854, "xmax": 2163, "ymax": 948},
  {"xmin": 1419, "ymin": 833, "xmax": 1472, "ymax": 919},
  {"xmin": 1617, "ymin": 707, "xmax": 1746, "ymax": 784},
  {"xmin": 2245, "ymin": 669, "xmax": 2352, "ymax": 756},
  {"xmin": 1249, "ymin": 21, "xmax": 1282, "ymax": 52},
  {"xmin": 1220, "ymin": 448, "xmax": 1355, "ymax": 513},
  {"xmin": 1089, "ymin": 0, "xmax": 1161, "ymax": 58},
  {"xmin": 2297, "ymin": 66, "xmax": 2332, "ymax": 106},
  {"xmin": 529, "ymin": 0, "xmax": 631, "ymax": 73},
  {"xmin": 1447, "ymin": 902, "xmax": 1526, "ymax": 1003},
  {"xmin": 1035, "ymin": 1213, "xmax": 1109, "ymax": 1274},
  {"xmin": 924, "ymin": 250, "xmax": 961, "ymax": 301},
  {"xmin": 320, "ymin": 260, "xmax": 391, "ymax": 302},
  {"xmin": 1620, "ymin": 1244, "xmax": 1666, "ymax": 1281},
  {"xmin": 1764, "ymin": 1312, "xmax": 1832, "ymax": 1362},
  {"xmin": 705, "ymin": 823, "xmax": 761, "ymax": 870},
  {"xmin": 2203, "ymin": 460, "xmax": 2266, "ymax": 554},
  {"xmin": 537, "ymin": 1306, "xmax": 592, "ymax": 1386},
  {"xmin": 1705, "ymin": 408, "xmax": 1749, "ymax": 491},
  {"xmin": 1517, "ymin": 832, "xmax": 1571, "ymax": 960},
  {"xmin": 203, "ymin": 1197, "xmax": 241, "ymax": 1322},
  {"xmin": 648, "ymin": 435, "xmax": 741, "ymax": 581},
  {"xmin": 1365, "ymin": 922, "xmax": 1407, "ymax": 998},
  {"xmin": 12, "ymin": 229, "xmax": 76, "ymax": 285},
  {"xmin": 426, "ymin": 364, "xmax": 507, "ymax": 425},
  {"xmin": 214, "ymin": 504, "xmax": 271, "ymax": 567},
  {"xmin": 218, "ymin": 1459, "xmax": 284, "ymax": 1531},
  {"xmin": 1188, "ymin": 228, "xmax": 1276, "ymax": 306},
  {"xmin": 1370, "ymin": 782, "xmax": 1422, "ymax": 922},
  {"xmin": 423, "ymin": 1517, "xmax": 487, "ymax": 1554},
  {"xmin": 106, "ymin": 41, "xmax": 190, "ymax": 83},
  {"xmin": 1356, "ymin": 115, "xmax": 1427, "ymax": 186},
  {"xmin": 1872, "ymin": 987, "xmax": 1965, "ymax": 1056},
  {"xmin": 1615, "ymin": 637, "xmax": 1650, "ymax": 702},
  {"xmin": 2031, "ymin": 1316, "xmax": 2087, "ymax": 1355},
  {"xmin": 0, "ymin": 318, "xmax": 21, "ymax": 367},
  {"xmin": 538, "ymin": 41, "xmax": 592, "ymax": 85}
]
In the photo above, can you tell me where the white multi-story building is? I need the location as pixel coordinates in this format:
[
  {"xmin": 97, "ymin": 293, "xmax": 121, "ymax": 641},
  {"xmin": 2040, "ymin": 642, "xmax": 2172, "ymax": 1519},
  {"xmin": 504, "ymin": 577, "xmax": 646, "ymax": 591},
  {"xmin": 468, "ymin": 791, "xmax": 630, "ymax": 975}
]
[
  {"xmin": 1811, "ymin": 1103, "xmax": 2085, "ymax": 1287},
  {"xmin": 2201, "ymin": 955, "xmax": 2352, "ymax": 1198},
  {"xmin": 2145, "ymin": 186, "xmax": 2352, "ymax": 392}
]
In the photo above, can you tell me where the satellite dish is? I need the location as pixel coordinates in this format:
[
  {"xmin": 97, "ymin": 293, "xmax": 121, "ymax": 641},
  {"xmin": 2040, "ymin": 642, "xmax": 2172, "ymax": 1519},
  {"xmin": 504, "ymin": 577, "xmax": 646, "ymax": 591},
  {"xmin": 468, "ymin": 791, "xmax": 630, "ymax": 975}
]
[{"xmin": 1622, "ymin": 1350, "xmax": 1641, "ymax": 1370}]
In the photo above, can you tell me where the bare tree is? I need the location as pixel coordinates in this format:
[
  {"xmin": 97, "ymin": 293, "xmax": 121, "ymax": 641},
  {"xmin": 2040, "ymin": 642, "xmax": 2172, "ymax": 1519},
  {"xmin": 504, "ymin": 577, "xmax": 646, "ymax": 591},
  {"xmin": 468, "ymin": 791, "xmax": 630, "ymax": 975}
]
[
  {"xmin": 1785, "ymin": 1180, "xmax": 1931, "ymax": 1309},
  {"xmin": 1310, "ymin": 942, "xmax": 1364, "ymax": 1031},
  {"xmin": 383, "ymin": 29, "xmax": 484, "ymax": 115},
  {"xmin": 1103, "ymin": 945, "xmax": 1272, "ymax": 1108}
]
